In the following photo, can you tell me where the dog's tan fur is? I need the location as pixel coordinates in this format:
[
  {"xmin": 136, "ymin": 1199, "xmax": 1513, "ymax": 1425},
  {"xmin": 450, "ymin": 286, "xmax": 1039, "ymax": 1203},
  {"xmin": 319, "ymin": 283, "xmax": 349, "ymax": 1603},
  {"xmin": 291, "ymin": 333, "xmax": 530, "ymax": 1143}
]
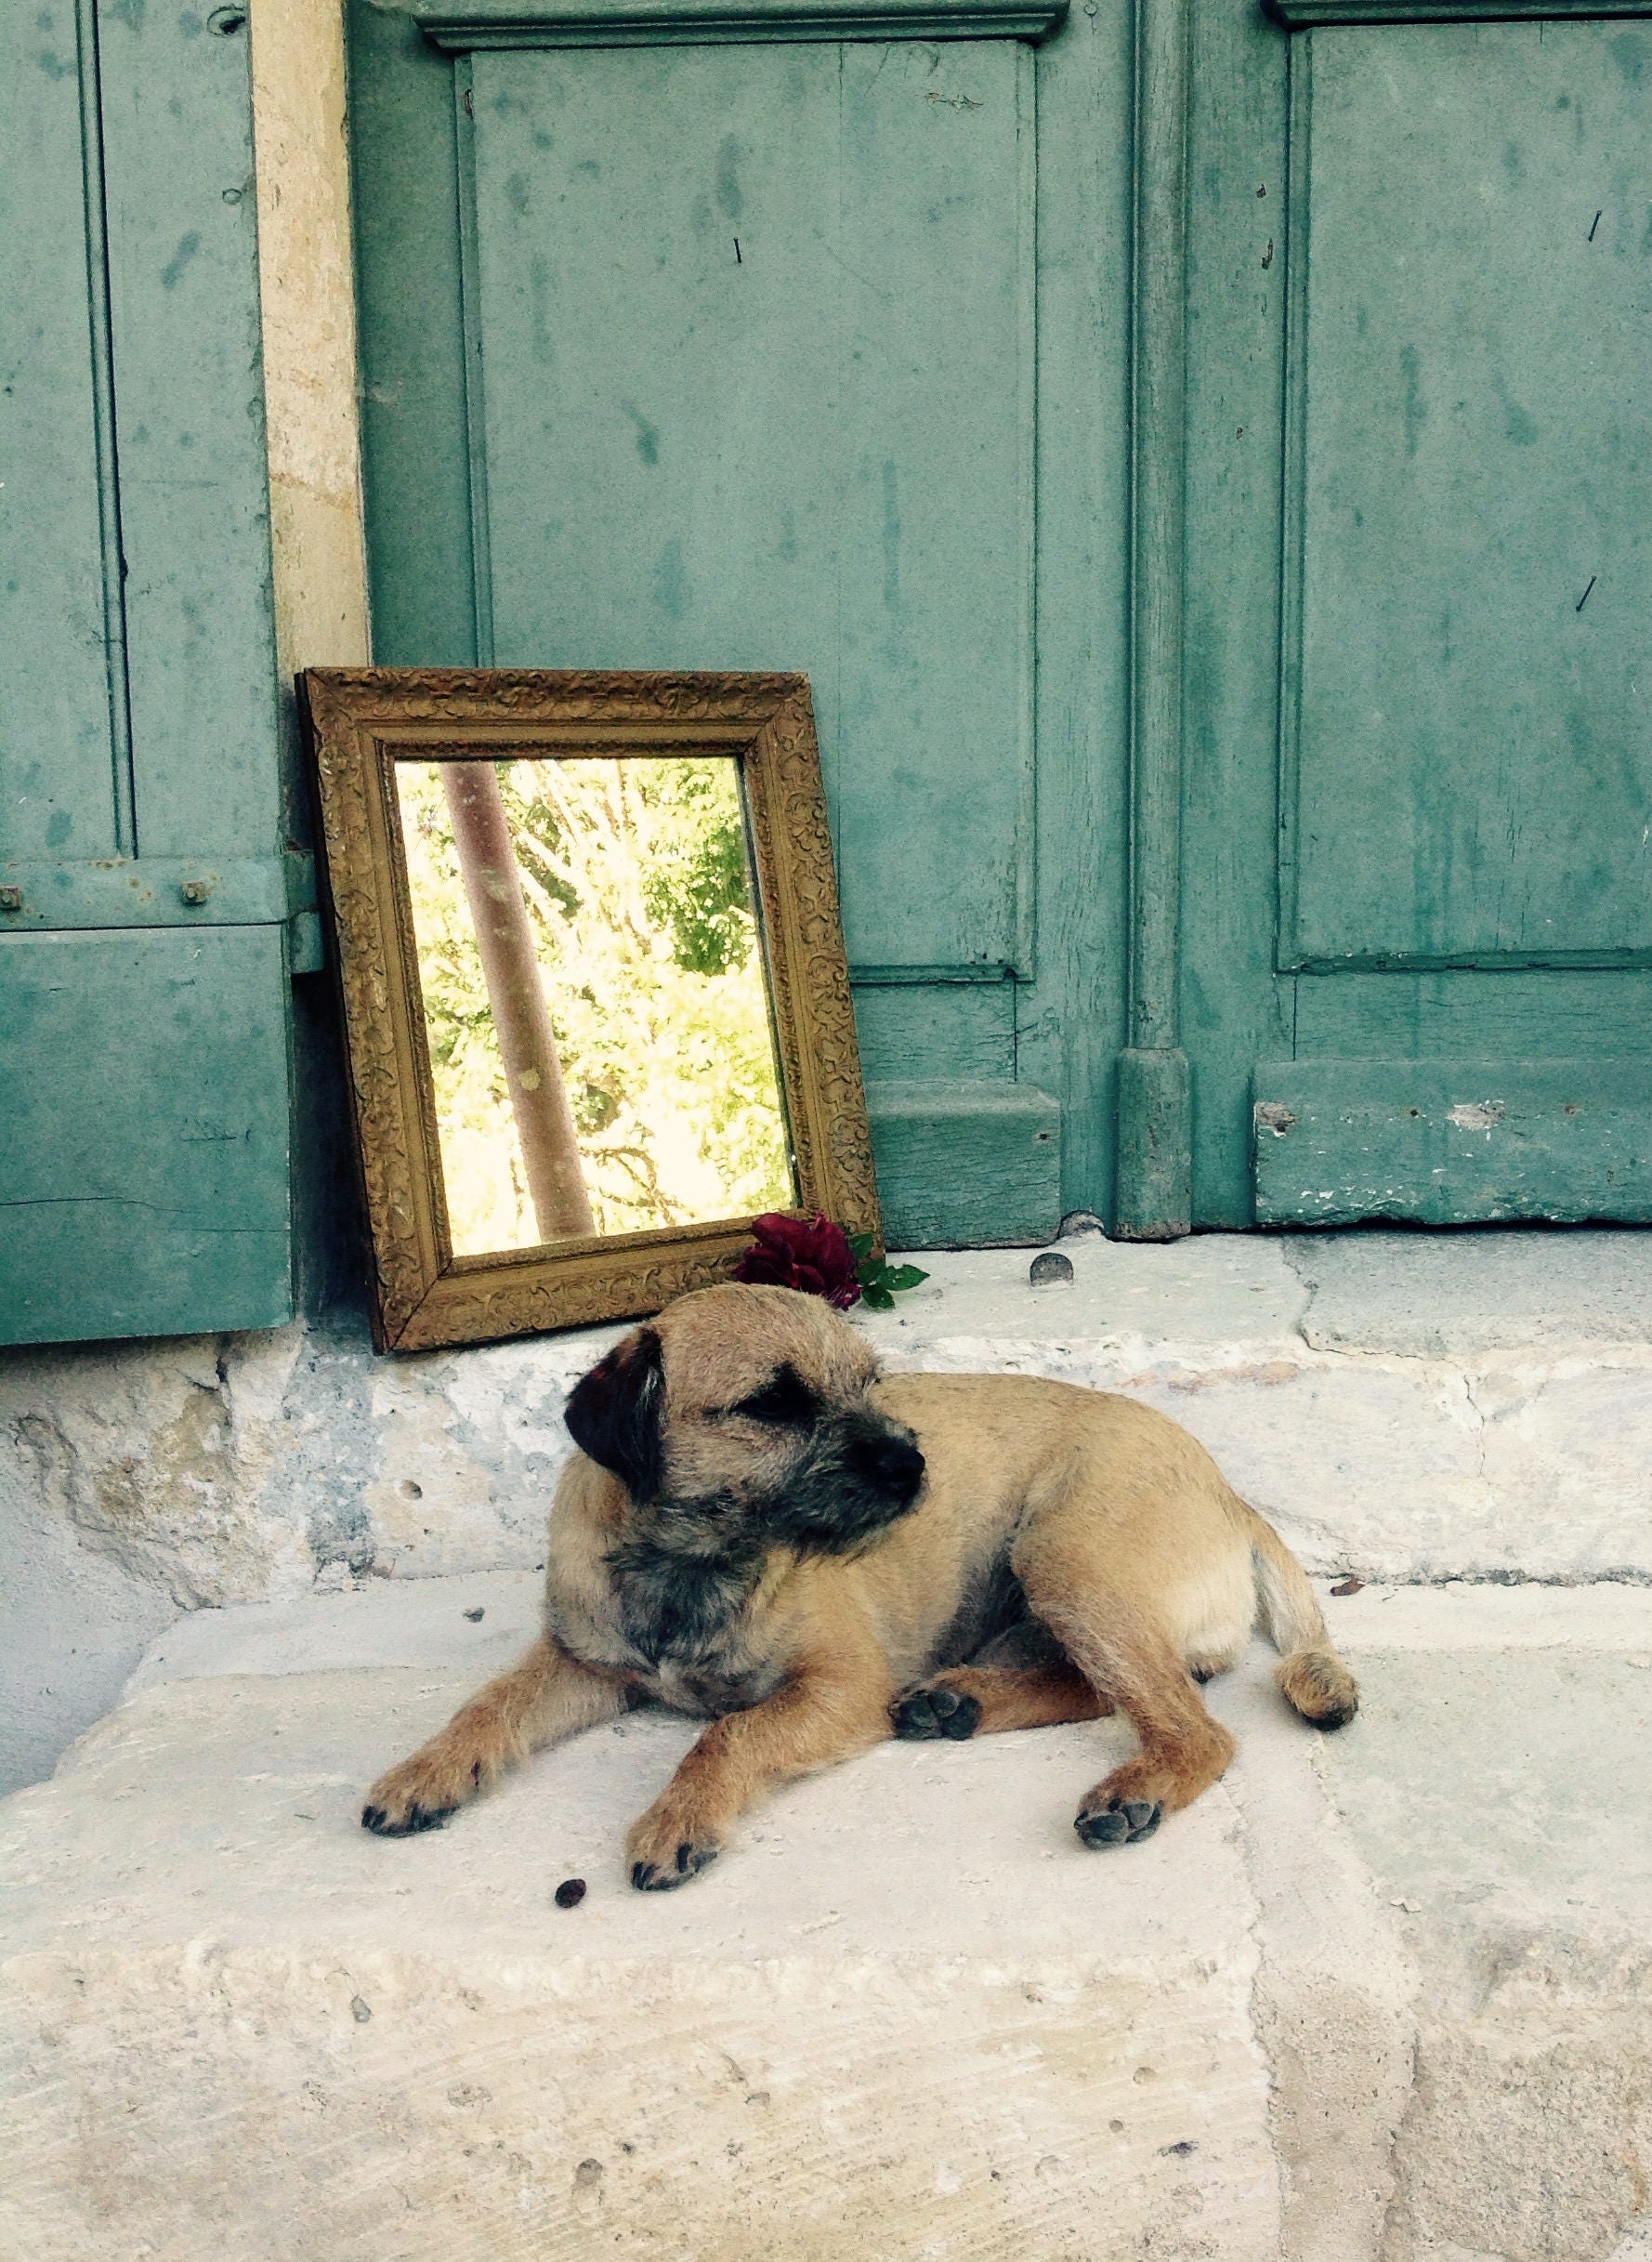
[{"xmin": 363, "ymin": 1283, "xmax": 1356, "ymax": 1885}]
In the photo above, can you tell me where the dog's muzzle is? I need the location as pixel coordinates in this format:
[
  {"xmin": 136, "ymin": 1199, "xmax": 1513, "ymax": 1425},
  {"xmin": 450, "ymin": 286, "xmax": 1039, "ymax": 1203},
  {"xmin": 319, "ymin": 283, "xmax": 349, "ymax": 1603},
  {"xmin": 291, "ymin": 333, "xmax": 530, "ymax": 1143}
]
[{"xmin": 767, "ymin": 1414, "xmax": 927, "ymax": 1553}]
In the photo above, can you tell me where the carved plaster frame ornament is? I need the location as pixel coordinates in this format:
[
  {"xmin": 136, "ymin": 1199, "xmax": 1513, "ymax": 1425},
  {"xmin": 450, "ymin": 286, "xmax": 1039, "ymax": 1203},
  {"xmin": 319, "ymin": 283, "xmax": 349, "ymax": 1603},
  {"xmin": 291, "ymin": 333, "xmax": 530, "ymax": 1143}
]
[{"xmin": 301, "ymin": 669, "xmax": 880, "ymax": 1350}]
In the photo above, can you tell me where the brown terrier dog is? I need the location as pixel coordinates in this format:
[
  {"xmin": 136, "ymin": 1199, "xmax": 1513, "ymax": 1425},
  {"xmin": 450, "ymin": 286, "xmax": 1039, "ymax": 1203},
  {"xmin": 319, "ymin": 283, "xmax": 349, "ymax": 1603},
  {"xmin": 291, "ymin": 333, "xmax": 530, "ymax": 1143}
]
[{"xmin": 361, "ymin": 1282, "xmax": 1357, "ymax": 1887}]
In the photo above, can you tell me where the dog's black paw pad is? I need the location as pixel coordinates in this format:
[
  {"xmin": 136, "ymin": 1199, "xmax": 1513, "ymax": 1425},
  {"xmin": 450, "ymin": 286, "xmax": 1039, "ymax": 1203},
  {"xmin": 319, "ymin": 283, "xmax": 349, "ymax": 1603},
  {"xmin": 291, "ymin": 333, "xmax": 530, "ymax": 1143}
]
[
  {"xmin": 1074, "ymin": 1797, "xmax": 1162, "ymax": 1849},
  {"xmin": 631, "ymin": 1842, "xmax": 719, "ymax": 1892},
  {"xmin": 361, "ymin": 1801, "xmax": 455, "ymax": 1837},
  {"xmin": 891, "ymin": 1686, "xmax": 981, "ymax": 1742}
]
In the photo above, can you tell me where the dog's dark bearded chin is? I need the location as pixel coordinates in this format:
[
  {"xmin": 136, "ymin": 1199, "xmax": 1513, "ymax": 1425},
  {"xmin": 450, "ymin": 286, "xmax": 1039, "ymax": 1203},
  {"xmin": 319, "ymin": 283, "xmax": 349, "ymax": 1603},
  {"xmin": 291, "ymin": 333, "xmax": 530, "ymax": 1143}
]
[
  {"xmin": 606, "ymin": 1438, "xmax": 922, "ymax": 1664},
  {"xmin": 606, "ymin": 1506, "xmax": 763, "ymax": 1666}
]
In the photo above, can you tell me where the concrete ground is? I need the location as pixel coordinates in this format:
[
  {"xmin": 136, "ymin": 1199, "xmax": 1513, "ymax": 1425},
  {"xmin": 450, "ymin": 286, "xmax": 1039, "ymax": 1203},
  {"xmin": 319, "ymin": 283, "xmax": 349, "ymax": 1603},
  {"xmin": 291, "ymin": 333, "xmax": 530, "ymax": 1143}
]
[
  {"xmin": 4, "ymin": 1575, "xmax": 1650, "ymax": 2261},
  {"xmin": 4, "ymin": 1228, "xmax": 1651, "ymax": 2255}
]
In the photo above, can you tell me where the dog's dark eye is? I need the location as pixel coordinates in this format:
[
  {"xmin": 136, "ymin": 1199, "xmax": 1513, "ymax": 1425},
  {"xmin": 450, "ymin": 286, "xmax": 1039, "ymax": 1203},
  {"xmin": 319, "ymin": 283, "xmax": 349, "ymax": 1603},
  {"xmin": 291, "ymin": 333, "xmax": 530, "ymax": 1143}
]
[{"xmin": 727, "ymin": 1366, "xmax": 817, "ymax": 1427}]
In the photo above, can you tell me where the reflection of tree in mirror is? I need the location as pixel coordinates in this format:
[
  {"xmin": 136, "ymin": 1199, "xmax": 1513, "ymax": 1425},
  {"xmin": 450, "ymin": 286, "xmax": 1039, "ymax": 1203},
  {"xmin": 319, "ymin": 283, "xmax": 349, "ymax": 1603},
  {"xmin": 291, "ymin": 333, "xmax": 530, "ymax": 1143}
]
[{"xmin": 399, "ymin": 756, "xmax": 794, "ymax": 1253}]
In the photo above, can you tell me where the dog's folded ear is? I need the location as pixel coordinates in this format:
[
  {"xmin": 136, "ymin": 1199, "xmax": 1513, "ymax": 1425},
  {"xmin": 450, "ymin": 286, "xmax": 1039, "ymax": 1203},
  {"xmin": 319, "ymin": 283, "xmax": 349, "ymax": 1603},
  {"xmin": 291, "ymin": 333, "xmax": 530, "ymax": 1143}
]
[{"xmin": 565, "ymin": 1326, "xmax": 666, "ymax": 1502}]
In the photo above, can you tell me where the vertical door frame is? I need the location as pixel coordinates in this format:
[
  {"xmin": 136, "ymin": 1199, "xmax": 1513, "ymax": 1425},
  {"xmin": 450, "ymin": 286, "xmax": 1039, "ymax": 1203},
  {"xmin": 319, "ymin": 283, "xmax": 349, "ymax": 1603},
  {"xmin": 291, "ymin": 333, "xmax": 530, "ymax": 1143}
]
[{"xmin": 1113, "ymin": 0, "xmax": 1196, "ymax": 1238}]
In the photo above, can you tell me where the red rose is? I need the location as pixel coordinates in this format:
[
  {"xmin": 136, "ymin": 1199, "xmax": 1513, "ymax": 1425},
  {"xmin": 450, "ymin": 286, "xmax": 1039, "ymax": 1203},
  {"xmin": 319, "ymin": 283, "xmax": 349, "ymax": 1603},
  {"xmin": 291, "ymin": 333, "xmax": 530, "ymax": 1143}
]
[{"xmin": 731, "ymin": 1213, "xmax": 861, "ymax": 1310}]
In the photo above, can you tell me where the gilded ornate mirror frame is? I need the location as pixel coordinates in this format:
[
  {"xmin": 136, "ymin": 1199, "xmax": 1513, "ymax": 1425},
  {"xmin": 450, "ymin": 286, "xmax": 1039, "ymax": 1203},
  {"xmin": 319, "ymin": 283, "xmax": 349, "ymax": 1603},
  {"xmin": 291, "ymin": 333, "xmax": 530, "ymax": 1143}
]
[{"xmin": 301, "ymin": 669, "xmax": 881, "ymax": 1352}]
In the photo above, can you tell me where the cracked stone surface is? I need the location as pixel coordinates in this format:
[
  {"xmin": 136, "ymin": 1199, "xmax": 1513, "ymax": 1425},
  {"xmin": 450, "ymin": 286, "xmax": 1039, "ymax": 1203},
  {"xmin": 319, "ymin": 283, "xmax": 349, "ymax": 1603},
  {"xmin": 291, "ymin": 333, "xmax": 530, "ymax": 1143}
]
[
  {"xmin": 3, "ymin": 1577, "xmax": 1649, "ymax": 2259},
  {"xmin": 6, "ymin": 1230, "xmax": 1652, "ymax": 1793}
]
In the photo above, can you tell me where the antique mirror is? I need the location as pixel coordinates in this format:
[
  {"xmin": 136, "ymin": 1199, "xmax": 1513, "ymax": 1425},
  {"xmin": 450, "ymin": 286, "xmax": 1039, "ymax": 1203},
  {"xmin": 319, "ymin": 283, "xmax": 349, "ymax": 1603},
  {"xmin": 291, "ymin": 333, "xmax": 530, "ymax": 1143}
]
[{"xmin": 301, "ymin": 671, "xmax": 879, "ymax": 1350}]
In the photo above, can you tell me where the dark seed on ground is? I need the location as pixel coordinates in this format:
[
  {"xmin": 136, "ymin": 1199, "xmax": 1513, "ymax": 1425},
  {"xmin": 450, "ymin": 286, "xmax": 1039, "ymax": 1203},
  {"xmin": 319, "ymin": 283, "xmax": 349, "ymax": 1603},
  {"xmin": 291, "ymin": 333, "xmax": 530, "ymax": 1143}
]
[
  {"xmin": 1331, "ymin": 1576, "xmax": 1363, "ymax": 1597},
  {"xmin": 555, "ymin": 1877, "xmax": 587, "ymax": 1909},
  {"xmin": 463, "ymin": 1606, "xmax": 485, "ymax": 1622}
]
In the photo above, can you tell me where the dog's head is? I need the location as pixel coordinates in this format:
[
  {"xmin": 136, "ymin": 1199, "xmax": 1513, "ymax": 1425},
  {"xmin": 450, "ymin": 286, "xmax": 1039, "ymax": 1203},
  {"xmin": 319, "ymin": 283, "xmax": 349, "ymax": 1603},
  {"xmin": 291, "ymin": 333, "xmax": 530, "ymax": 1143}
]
[{"xmin": 564, "ymin": 1282, "xmax": 925, "ymax": 1558}]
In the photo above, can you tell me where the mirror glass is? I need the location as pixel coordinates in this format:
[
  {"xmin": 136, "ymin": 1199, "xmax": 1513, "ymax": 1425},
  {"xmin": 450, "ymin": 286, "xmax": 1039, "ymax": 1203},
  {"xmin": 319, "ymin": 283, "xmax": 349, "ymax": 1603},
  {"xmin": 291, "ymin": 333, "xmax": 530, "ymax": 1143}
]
[{"xmin": 395, "ymin": 755, "xmax": 795, "ymax": 1255}]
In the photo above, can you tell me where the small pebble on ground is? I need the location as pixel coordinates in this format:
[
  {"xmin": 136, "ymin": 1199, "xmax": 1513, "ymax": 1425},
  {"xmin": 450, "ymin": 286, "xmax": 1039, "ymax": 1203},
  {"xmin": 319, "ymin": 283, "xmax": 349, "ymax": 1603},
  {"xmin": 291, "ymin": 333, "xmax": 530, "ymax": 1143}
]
[{"xmin": 555, "ymin": 1877, "xmax": 587, "ymax": 1909}]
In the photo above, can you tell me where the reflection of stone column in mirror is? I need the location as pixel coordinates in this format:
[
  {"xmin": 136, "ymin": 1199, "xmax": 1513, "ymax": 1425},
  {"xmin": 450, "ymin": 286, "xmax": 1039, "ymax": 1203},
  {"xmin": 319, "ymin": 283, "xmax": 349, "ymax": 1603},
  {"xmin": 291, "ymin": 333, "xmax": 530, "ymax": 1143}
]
[{"xmin": 439, "ymin": 763, "xmax": 597, "ymax": 1242}]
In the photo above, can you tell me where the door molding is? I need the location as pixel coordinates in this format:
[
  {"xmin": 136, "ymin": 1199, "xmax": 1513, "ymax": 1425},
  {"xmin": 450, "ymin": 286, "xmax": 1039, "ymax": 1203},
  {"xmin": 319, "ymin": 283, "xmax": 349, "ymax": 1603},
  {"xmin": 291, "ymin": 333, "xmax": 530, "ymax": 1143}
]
[
  {"xmin": 1267, "ymin": 0, "xmax": 1652, "ymax": 26},
  {"xmin": 409, "ymin": 0, "xmax": 1068, "ymax": 48}
]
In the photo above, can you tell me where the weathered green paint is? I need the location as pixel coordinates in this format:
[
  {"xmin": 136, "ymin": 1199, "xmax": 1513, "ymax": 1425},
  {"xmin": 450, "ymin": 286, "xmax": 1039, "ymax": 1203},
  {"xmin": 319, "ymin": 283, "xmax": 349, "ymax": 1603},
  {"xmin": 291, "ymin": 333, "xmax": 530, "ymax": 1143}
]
[
  {"xmin": 1, "ymin": 3, "xmax": 124, "ymax": 864},
  {"xmin": 353, "ymin": 0, "xmax": 1652, "ymax": 1240},
  {"xmin": 852, "ymin": 982, "xmax": 1016, "ymax": 1084},
  {"xmin": 0, "ymin": 929, "xmax": 293, "ymax": 1343},
  {"xmin": 413, "ymin": 0, "xmax": 1067, "ymax": 44},
  {"xmin": 1113, "ymin": 1046, "xmax": 1191, "ymax": 1241},
  {"xmin": 1253, "ymin": 1060, "xmax": 1652, "ymax": 1226},
  {"xmin": 95, "ymin": 0, "xmax": 283, "ymax": 862},
  {"xmin": 1269, "ymin": 0, "xmax": 1652, "ymax": 25},
  {"xmin": 465, "ymin": 37, "xmax": 1031, "ymax": 979},
  {"xmin": 349, "ymin": 0, "xmax": 1134, "ymax": 1246},
  {"xmin": 0, "ymin": 3, "xmax": 294, "ymax": 1343},
  {"xmin": 1293, "ymin": 969, "xmax": 1652, "ymax": 1058},
  {"xmin": 1113, "ymin": 0, "xmax": 1193, "ymax": 1238},
  {"xmin": 867, "ymin": 1082, "xmax": 1061, "ymax": 1246},
  {"xmin": 1282, "ymin": 27, "xmax": 1652, "ymax": 968},
  {"xmin": 0, "ymin": 855, "xmax": 314, "ymax": 932},
  {"xmin": 1180, "ymin": 4, "xmax": 1652, "ymax": 1227}
]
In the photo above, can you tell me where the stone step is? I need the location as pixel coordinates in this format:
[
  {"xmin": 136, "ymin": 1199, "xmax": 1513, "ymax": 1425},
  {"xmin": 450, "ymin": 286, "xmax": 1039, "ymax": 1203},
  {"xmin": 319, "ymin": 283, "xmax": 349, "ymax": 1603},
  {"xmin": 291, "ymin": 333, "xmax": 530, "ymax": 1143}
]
[
  {"xmin": 863, "ymin": 1230, "xmax": 1652, "ymax": 1587},
  {"xmin": 7, "ymin": 1228, "xmax": 1652, "ymax": 1799},
  {"xmin": 4, "ymin": 1575, "xmax": 1650, "ymax": 2260}
]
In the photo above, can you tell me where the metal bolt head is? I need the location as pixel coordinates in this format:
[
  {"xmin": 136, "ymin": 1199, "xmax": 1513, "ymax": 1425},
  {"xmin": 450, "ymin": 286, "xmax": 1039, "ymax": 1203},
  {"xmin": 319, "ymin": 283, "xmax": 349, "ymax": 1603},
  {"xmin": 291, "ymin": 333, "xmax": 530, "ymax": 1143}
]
[
  {"xmin": 1029, "ymin": 1251, "xmax": 1075, "ymax": 1288},
  {"xmin": 0, "ymin": 885, "xmax": 22, "ymax": 914},
  {"xmin": 179, "ymin": 878, "xmax": 211, "ymax": 905}
]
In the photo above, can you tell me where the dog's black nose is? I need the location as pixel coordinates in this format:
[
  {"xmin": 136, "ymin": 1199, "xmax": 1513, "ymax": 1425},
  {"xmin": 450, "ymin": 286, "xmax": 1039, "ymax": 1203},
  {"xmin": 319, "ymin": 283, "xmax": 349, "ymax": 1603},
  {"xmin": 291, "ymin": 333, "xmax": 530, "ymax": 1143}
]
[{"xmin": 859, "ymin": 1433, "xmax": 925, "ymax": 1503}]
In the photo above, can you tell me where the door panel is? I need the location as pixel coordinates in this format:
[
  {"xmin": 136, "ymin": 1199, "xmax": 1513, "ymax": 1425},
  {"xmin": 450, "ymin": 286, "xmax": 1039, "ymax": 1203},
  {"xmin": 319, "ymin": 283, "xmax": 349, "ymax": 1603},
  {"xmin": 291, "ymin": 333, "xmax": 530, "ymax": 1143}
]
[
  {"xmin": 467, "ymin": 39, "xmax": 1032, "ymax": 978},
  {"xmin": 0, "ymin": 3, "xmax": 122, "ymax": 862},
  {"xmin": 1285, "ymin": 26, "xmax": 1652, "ymax": 969},
  {"xmin": 96, "ymin": 0, "xmax": 285, "ymax": 862},
  {"xmin": 0, "ymin": 928, "xmax": 292, "ymax": 1344},
  {"xmin": 1253, "ymin": 1058, "xmax": 1652, "ymax": 1226},
  {"xmin": 1181, "ymin": 1, "xmax": 1652, "ymax": 1227},
  {"xmin": 349, "ymin": 0, "xmax": 1134, "ymax": 1248}
]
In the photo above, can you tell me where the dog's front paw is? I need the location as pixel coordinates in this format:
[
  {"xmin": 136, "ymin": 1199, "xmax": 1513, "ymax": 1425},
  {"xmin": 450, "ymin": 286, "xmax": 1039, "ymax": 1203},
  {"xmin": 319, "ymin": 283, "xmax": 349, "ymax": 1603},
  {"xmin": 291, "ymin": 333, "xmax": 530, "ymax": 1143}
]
[
  {"xmin": 891, "ymin": 1682, "xmax": 981, "ymax": 1742},
  {"xmin": 361, "ymin": 1744, "xmax": 479, "ymax": 1837},
  {"xmin": 625, "ymin": 1801, "xmax": 723, "ymax": 1891}
]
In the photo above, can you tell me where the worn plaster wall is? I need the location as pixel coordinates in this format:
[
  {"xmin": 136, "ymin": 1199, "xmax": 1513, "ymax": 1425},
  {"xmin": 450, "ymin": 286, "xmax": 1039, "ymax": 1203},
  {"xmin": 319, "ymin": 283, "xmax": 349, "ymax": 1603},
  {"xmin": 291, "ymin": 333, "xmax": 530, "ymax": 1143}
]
[
  {"xmin": 0, "ymin": 1313, "xmax": 615, "ymax": 1792},
  {"xmin": 249, "ymin": 0, "xmax": 371, "ymax": 695}
]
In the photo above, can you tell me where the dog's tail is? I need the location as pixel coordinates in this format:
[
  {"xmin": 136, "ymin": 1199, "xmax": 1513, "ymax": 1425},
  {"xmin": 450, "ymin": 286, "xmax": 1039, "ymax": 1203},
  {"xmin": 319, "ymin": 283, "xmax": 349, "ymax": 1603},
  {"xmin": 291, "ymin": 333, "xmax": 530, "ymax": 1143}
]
[{"xmin": 1240, "ymin": 1501, "xmax": 1358, "ymax": 1730}]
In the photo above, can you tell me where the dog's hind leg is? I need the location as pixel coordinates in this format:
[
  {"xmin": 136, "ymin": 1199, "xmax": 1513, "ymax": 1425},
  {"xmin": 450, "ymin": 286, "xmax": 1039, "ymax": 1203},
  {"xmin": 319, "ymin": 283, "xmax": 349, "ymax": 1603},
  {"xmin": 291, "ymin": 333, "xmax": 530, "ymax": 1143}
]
[
  {"xmin": 362, "ymin": 1636, "xmax": 626, "ymax": 1836},
  {"xmin": 890, "ymin": 1661, "xmax": 1106, "ymax": 1742},
  {"xmin": 1015, "ymin": 1558, "xmax": 1236, "ymax": 1848}
]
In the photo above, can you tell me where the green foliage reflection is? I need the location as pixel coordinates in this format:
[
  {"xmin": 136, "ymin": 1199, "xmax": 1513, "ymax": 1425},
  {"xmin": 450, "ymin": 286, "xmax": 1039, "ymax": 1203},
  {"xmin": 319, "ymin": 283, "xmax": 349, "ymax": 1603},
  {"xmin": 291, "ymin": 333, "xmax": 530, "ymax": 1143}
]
[{"xmin": 400, "ymin": 756, "xmax": 793, "ymax": 1253}]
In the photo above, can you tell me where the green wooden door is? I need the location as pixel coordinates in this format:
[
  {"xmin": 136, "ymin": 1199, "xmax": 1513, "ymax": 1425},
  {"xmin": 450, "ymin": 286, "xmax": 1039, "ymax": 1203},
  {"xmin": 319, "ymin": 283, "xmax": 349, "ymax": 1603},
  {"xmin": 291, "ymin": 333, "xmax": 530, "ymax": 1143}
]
[
  {"xmin": 352, "ymin": 0, "xmax": 1651, "ymax": 1241},
  {"xmin": 347, "ymin": 0, "xmax": 1137, "ymax": 1249},
  {"xmin": 0, "ymin": 2, "xmax": 296, "ymax": 1341},
  {"xmin": 1179, "ymin": 1, "xmax": 1652, "ymax": 1227}
]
